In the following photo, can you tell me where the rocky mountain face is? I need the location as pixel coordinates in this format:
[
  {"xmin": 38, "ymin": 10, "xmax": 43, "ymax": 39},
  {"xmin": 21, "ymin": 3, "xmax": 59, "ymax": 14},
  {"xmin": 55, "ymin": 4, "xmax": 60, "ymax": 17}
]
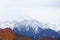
[
  {"xmin": 13, "ymin": 20, "xmax": 60, "ymax": 38},
  {"xmin": 0, "ymin": 28, "xmax": 17, "ymax": 40},
  {"xmin": 58, "ymin": 31, "xmax": 60, "ymax": 34}
]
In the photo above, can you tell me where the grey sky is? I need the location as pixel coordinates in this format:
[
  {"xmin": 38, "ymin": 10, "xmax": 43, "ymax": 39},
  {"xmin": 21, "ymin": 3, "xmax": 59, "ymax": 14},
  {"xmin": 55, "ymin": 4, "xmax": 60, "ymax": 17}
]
[{"xmin": 0, "ymin": 0, "xmax": 60, "ymax": 30}]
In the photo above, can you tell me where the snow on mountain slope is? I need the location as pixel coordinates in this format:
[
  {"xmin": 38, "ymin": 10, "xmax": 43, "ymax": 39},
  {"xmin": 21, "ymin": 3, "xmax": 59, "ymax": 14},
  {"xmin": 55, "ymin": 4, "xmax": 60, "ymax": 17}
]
[
  {"xmin": 14, "ymin": 19, "xmax": 60, "ymax": 34},
  {"xmin": 13, "ymin": 19, "xmax": 60, "ymax": 38},
  {"xmin": 14, "ymin": 20, "xmax": 44, "ymax": 34},
  {"xmin": 0, "ymin": 19, "xmax": 59, "ymax": 32}
]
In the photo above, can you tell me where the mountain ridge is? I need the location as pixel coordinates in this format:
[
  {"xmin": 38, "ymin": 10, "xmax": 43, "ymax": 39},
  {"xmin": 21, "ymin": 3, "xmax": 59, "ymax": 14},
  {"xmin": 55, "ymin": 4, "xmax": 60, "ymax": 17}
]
[{"xmin": 13, "ymin": 19, "xmax": 60, "ymax": 38}]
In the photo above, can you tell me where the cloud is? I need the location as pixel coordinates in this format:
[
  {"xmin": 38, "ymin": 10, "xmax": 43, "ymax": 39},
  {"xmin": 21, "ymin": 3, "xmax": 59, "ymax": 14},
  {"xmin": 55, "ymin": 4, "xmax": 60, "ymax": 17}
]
[{"xmin": 0, "ymin": 0, "xmax": 60, "ymax": 29}]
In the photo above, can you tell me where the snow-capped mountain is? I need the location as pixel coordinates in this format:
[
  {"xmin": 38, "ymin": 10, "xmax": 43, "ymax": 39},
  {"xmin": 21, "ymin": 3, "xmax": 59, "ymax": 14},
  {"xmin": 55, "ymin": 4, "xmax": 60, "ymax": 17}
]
[
  {"xmin": 13, "ymin": 19, "xmax": 60, "ymax": 38},
  {"xmin": 14, "ymin": 20, "xmax": 43, "ymax": 37},
  {"xmin": 0, "ymin": 19, "xmax": 60, "ymax": 38},
  {"xmin": 14, "ymin": 20, "xmax": 44, "ymax": 33},
  {"xmin": 0, "ymin": 19, "xmax": 59, "ymax": 31},
  {"xmin": 36, "ymin": 29, "xmax": 60, "ymax": 38}
]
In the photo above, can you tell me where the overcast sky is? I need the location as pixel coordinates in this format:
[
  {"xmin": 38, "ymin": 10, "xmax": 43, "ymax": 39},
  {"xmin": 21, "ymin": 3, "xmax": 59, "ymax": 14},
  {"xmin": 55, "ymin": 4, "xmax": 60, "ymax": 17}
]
[{"xmin": 0, "ymin": 0, "xmax": 60, "ymax": 30}]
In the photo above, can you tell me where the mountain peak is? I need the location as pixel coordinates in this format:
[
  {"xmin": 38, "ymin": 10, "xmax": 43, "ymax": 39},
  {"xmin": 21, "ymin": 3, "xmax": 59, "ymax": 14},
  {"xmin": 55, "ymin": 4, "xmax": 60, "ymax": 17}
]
[{"xmin": 14, "ymin": 19, "xmax": 44, "ymax": 34}]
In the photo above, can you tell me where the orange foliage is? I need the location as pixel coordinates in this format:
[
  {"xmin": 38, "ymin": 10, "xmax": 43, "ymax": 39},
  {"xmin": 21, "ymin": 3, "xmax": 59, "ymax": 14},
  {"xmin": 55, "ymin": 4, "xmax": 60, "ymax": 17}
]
[{"xmin": 0, "ymin": 28, "xmax": 16, "ymax": 40}]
